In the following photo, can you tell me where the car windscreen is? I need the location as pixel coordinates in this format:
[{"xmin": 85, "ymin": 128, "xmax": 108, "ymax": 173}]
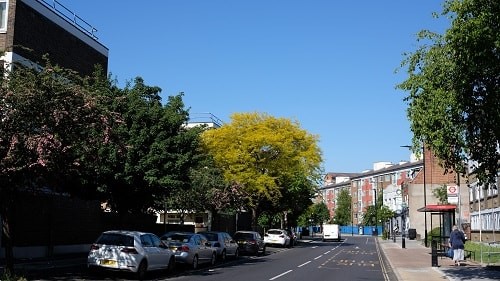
[
  {"xmin": 200, "ymin": 232, "xmax": 218, "ymax": 241},
  {"xmin": 97, "ymin": 233, "xmax": 134, "ymax": 246},
  {"xmin": 163, "ymin": 233, "xmax": 192, "ymax": 243}
]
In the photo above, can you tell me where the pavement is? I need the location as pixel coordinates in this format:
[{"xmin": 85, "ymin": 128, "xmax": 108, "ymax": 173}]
[
  {"xmin": 378, "ymin": 236, "xmax": 500, "ymax": 281},
  {"xmin": 1, "ymin": 237, "xmax": 500, "ymax": 280}
]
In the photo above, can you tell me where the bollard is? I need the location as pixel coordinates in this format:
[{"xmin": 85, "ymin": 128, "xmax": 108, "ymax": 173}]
[{"xmin": 431, "ymin": 239, "xmax": 438, "ymax": 267}]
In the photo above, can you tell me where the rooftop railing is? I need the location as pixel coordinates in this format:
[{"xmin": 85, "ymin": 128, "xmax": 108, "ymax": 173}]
[{"xmin": 38, "ymin": 0, "xmax": 98, "ymax": 40}]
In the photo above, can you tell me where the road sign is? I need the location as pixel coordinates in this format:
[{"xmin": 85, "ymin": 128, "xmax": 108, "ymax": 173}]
[{"xmin": 447, "ymin": 185, "xmax": 458, "ymax": 204}]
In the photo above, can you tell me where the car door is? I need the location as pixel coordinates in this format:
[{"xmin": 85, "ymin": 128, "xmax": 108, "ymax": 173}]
[
  {"xmin": 225, "ymin": 233, "xmax": 237, "ymax": 255},
  {"xmin": 140, "ymin": 234, "xmax": 160, "ymax": 269},
  {"xmin": 197, "ymin": 234, "xmax": 213, "ymax": 262},
  {"xmin": 150, "ymin": 234, "xmax": 171, "ymax": 269}
]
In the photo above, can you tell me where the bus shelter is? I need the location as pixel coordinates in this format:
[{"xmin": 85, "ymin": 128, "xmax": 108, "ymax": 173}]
[{"xmin": 417, "ymin": 204, "xmax": 456, "ymax": 266}]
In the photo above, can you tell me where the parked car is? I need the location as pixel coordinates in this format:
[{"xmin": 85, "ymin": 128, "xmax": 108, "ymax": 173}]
[
  {"xmin": 87, "ymin": 230, "xmax": 175, "ymax": 279},
  {"xmin": 198, "ymin": 231, "xmax": 239, "ymax": 261},
  {"xmin": 233, "ymin": 230, "xmax": 266, "ymax": 256},
  {"xmin": 264, "ymin": 229, "xmax": 291, "ymax": 248},
  {"xmin": 160, "ymin": 232, "xmax": 217, "ymax": 269}
]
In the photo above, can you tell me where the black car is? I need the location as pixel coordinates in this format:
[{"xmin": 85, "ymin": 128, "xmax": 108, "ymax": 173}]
[{"xmin": 233, "ymin": 231, "xmax": 266, "ymax": 256}]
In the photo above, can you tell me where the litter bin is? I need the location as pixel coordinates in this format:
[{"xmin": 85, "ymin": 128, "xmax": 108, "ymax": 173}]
[
  {"xmin": 408, "ymin": 228, "xmax": 417, "ymax": 240},
  {"xmin": 358, "ymin": 226, "xmax": 363, "ymax": 235}
]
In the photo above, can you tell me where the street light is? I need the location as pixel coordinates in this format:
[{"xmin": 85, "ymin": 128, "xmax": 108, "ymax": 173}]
[
  {"xmin": 373, "ymin": 187, "xmax": 378, "ymax": 236},
  {"xmin": 401, "ymin": 201, "xmax": 407, "ymax": 249}
]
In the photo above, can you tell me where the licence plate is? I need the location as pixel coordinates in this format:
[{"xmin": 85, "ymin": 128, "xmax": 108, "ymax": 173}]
[{"xmin": 101, "ymin": 259, "xmax": 117, "ymax": 266}]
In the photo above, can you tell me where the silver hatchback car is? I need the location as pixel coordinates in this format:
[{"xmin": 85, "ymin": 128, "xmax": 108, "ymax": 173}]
[
  {"xmin": 87, "ymin": 230, "xmax": 175, "ymax": 279},
  {"xmin": 161, "ymin": 232, "xmax": 217, "ymax": 269},
  {"xmin": 198, "ymin": 231, "xmax": 239, "ymax": 261}
]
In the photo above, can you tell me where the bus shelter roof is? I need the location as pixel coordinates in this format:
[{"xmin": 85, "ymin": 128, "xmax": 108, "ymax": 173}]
[{"xmin": 417, "ymin": 204, "xmax": 456, "ymax": 212}]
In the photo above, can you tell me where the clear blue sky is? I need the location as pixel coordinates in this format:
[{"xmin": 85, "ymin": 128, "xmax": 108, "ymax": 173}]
[{"xmin": 63, "ymin": 0, "xmax": 449, "ymax": 173}]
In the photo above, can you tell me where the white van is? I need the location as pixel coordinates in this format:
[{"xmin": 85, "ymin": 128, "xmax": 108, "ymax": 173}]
[{"xmin": 322, "ymin": 224, "xmax": 341, "ymax": 242}]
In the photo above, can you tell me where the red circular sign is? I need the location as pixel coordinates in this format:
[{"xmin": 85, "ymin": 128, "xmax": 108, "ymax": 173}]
[{"xmin": 448, "ymin": 186, "xmax": 457, "ymax": 193}]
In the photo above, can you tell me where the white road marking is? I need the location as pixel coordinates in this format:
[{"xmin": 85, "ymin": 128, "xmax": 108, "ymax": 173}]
[
  {"xmin": 297, "ymin": 261, "xmax": 311, "ymax": 267},
  {"xmin": 269, "ymin": 269, "xmax": 293, "ymax": 280},
  {"xmin": 324, "ymin": 250, "xmax": 331, "ymax": 254},
  {"xmin": 314, "ymin": 255, "xmax": 323, "ymax": 260}
]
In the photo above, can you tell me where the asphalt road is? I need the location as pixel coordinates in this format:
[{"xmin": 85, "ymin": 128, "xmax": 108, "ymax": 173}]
[{"xmin": 24, "ymin": 236, "xmax": 398, "ymax": 281}]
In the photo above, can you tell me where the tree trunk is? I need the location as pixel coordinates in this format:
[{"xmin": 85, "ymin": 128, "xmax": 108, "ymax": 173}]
[{"xmin": 251, "ymin": 208, "xmax": 257, "ymax": 231}]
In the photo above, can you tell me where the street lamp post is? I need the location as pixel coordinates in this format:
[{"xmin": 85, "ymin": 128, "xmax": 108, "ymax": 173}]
[
  {"xmin": 373, "ymin": 188, "xmax": 378, "ymax": 236},
  {"xmin": 402, "ymin": 202, "xmax": 407, "ymax": 249},
  {"xmin": 422, "ymin": 145, "xmax": 428, "ymax": 247}
]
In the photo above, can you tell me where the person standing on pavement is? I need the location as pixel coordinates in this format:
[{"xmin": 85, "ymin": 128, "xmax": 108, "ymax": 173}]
[{"xmin": 449, "ymin": 225, "xmax": 466, "ymax": 266}]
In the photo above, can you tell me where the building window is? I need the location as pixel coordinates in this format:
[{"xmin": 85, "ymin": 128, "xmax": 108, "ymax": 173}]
[{"xmin": 0, "ymin": 0, "xmax": 7, "ymax": 31}]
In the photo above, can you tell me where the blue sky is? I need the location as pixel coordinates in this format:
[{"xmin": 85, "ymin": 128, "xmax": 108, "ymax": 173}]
[{"xmin": 63, "ymin": 0, "xmax": 449, "ymax": 173}]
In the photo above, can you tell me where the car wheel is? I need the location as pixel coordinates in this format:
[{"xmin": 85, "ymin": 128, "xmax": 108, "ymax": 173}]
[
  {"xmin": 192, "ymin": 255, "xmax": 199, "ymax": 270},
  {"xmin": 167, "ymin": 256, "xmax": 175, "ymax": 273},
  {"xmin": 234, "ymin": 248, "xmax": 239, "ymax": 259},
  {"xmin": 260, "ymin": 245, "xmax": 266, "ymax": 256},
  {"xmin": 210, "ymin": 252, "xmax": 217, "ymax": 266},
  {"xmin": 221, "ymin": 250, "xmax": 227, "ymax": 262},
  {"xmin": 136, "ymin": 260, "xmax": 147, "ymax": 280}
]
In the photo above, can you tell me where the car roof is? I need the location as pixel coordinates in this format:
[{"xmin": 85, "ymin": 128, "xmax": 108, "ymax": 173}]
[{"xmin": 102, "ymin": 230, "xmax": 150, "ymax": 236}]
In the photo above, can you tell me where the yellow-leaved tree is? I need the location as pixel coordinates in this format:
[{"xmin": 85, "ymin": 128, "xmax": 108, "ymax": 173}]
[{"xmin": 201, "ymin": 112, "xmax": 323, "ymax": 229}]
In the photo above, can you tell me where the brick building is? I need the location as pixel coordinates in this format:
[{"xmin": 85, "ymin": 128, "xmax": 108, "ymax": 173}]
[{"xmin": 319, "ymin": 147, "xmax": 471, "ymax": 244}]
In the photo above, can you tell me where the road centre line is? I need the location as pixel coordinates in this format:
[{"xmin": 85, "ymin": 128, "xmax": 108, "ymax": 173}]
[
  {"xmin": 314, "ymin": 255, "xmax": 323, "ymax": 260},
  {"xmin": 324, "ymin": 250, "xmax": 331, "ymax": 254},
  {"xmin": 297, "ymin": 261, "xmax": 311, "ymax": 267},
  {"xmin": 269, "ymin": 269, "xmax": 293, "ymax": 280}
]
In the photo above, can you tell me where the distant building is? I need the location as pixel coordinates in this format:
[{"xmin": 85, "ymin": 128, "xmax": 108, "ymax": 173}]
[
  {"xmin": 320, "ymin": 148, "xmax": 472, "ymax": 244},
  {"xmin": 185, "ymin": 112, "xmax": 224, "ymax": 129},
  {"xmin": 0, "ymin": 0, "xmax": 108, "ymax": 76}
]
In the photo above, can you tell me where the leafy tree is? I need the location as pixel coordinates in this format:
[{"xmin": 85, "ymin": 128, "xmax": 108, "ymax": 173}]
[
  {"xmin": 433, "ymin": 184, "xmax": 449, "ymax": 204},
  {"xmin": 297, "ymin": 202, "xmax": 330, "ymax": 227},
  {"xmin": 96, "ymin": 80, "xmax": 202, "ymax": 216},
  {"xmin": 0, "ymin": 62, "xmax": 115, "ymax": 273},
  {"xmin": 378, "ymin": 205, "xmax": 395, "ymax": 226},
  {"xmin": 362, "ymin": 205, "xmax": 377, "ymax": 226},
  {"xmin": 171, "ymin": 157, "xmax": 249, "ymax": 226},
  {"xmin": 397, "ymin": 0, "xmax": 500, "ymax": 185},
  {"xmin": 333, "ymin": 189, "xmax": 352, "ymax": 226},
  {"xmin": 362, "ymin": 191, "xmax": 394, "ymax": 226},
  {"xmin": 313, "ymin": 202, "xmax": 331, "ymax": 224},
  {"xmin": 201, "ymin": 112, "xmax": 322, "ymax": 229},
  {"xmin": 278, "ymin": 173, "xmax": 319, "ymax": 227}
]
